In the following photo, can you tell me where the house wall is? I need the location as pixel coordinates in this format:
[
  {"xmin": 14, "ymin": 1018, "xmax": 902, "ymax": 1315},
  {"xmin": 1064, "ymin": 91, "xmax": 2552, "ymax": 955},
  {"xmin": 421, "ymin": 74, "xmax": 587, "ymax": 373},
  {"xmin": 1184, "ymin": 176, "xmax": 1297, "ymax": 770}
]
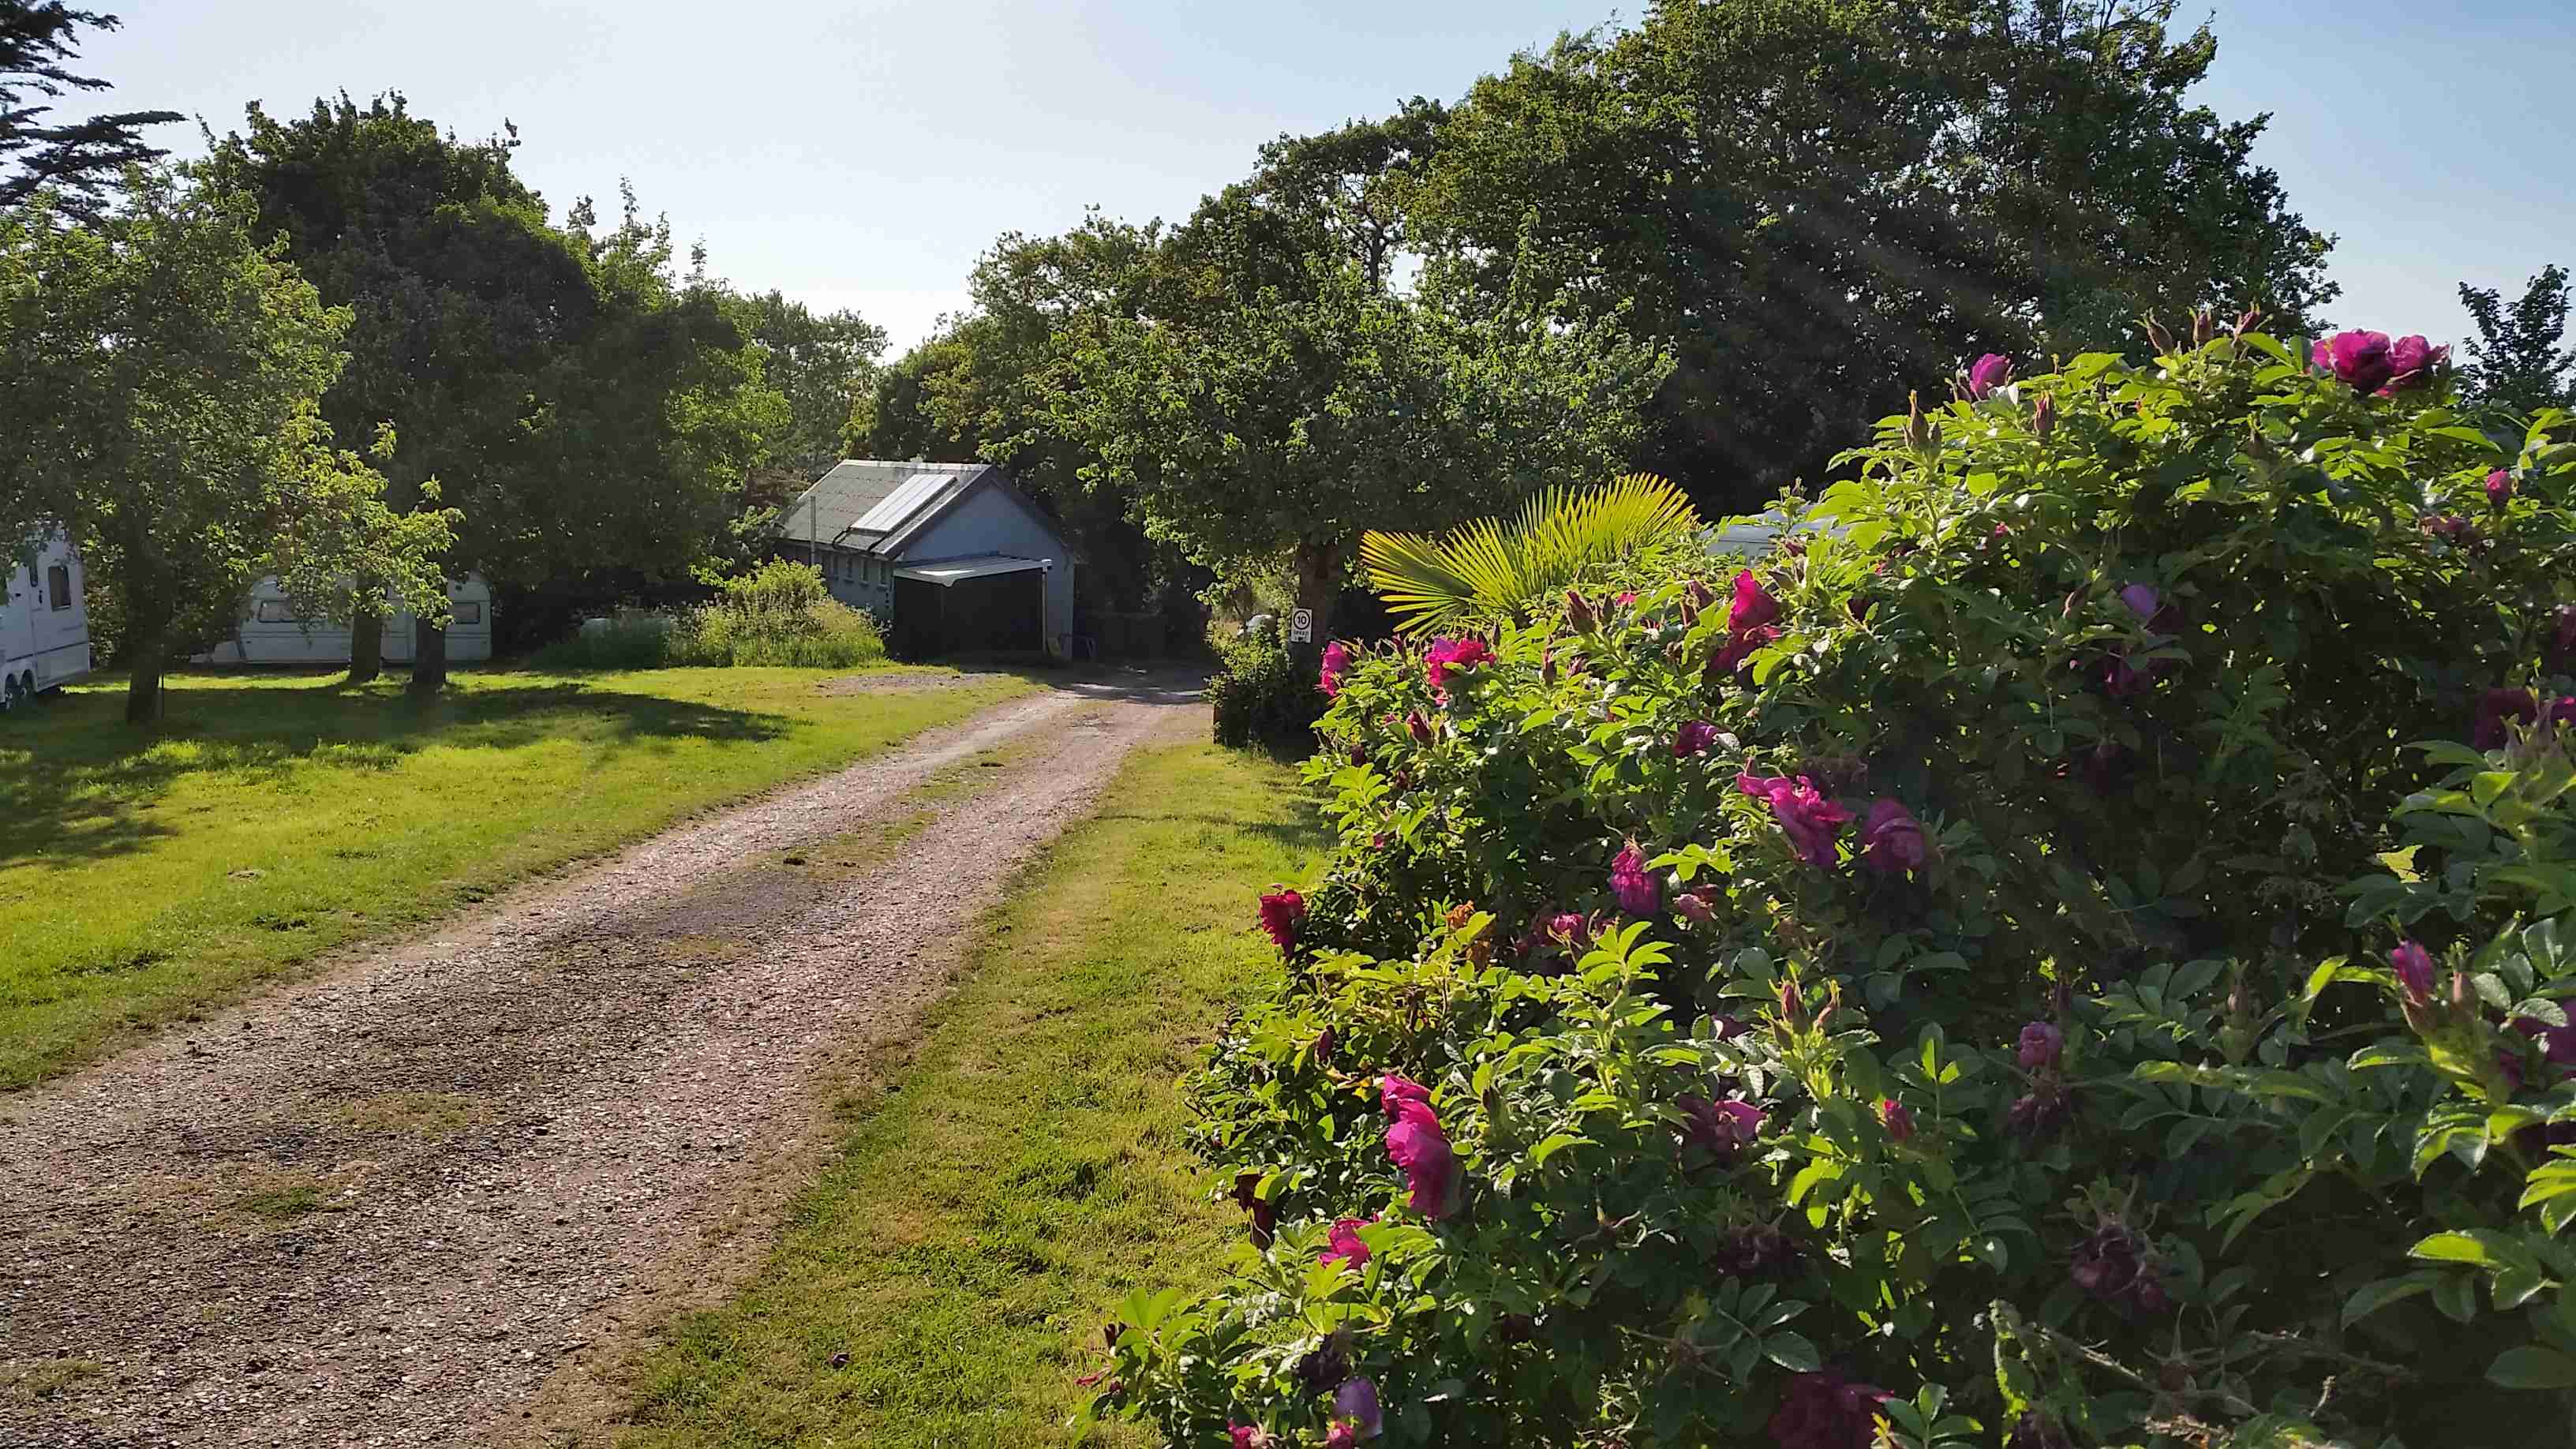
[
  {"xmin": 804, "ymin": 546, "xmax": 896, "ymax": 616},
  {"xmin": 902, "ymin": 485, "xmax": 1076, "ymax": 653}
]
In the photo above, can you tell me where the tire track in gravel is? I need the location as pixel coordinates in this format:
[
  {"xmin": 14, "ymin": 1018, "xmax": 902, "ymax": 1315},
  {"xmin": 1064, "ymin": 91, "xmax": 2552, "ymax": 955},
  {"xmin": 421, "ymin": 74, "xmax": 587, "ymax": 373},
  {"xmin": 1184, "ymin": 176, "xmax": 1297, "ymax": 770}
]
[{"xmin": 0, "ymin": 672, "xmax": 1206, "ymax": 1448}]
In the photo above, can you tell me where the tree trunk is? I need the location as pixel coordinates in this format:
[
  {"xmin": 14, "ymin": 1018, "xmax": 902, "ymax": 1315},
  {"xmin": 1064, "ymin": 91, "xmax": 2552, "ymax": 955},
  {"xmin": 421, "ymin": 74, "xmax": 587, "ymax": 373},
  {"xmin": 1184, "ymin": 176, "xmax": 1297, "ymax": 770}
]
[
  {"xmin": 346, "ymin": 598, "xmax": 383, "ymax": 685},
  {"xmin": 1292, "ymin": 537, "xmax": 1340, "ymax": 662},
  {"xmin": 124, "ymin": 627, "xmax": 164, "ymax": 724},
  {"xmin": 409, "ymin": 616, "xmax": 447, "ymax": 691}
]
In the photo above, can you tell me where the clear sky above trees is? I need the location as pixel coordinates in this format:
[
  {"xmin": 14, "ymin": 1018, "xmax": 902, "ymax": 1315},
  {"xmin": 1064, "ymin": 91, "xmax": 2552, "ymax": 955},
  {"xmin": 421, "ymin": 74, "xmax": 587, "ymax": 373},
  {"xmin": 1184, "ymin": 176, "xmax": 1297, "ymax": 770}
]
[{"xmin": 65, "ymin": 0, "xmax": 2576, "ymax": 355}]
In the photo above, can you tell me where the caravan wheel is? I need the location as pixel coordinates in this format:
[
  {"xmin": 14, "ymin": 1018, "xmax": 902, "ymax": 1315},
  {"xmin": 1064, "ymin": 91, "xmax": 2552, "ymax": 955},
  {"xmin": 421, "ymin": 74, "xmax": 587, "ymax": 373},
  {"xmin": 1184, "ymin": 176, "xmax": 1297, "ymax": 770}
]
[{"xmin": 0, "ymin": 674, "xmax": 21, "ymax": 712}]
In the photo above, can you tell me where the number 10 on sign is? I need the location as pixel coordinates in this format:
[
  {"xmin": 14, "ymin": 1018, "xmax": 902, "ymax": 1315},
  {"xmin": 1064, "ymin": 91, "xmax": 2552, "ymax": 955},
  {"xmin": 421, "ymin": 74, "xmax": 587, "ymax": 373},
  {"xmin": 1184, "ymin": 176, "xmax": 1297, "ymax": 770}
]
[{"xmin": 1289, "ymin": 608, "xmax": 1314, "ymax": 643}]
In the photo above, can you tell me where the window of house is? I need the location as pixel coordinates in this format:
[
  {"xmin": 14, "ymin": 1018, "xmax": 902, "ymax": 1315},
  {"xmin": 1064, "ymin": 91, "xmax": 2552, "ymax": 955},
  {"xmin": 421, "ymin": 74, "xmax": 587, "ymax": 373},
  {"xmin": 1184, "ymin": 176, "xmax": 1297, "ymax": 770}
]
[
  {"xmin": 454, "ymin": 602, "xmax": 483, "ymax": 625},
  {"xmin": 47, "ymin": 564, "xmax": 70, "ymax": 610},
  {"xmin": 254, "ymin": 601, "xmax": 296, "ymax": 623}
]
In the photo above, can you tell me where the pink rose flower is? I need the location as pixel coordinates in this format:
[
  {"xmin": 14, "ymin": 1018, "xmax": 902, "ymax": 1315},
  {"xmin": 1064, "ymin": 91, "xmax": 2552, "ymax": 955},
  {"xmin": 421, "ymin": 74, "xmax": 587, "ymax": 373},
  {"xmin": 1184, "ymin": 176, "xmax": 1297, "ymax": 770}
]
[
  {"xmin": 1766, "ymin": 1369, "xmax": 1893, "ymax": 1449},
  {"xmin": 2312, "ymin": 330, "xmax": 2395, "ymax": 394},
  {"xmin": 1610, "ymin": 842, "xmax": 1661, "ymax": 915},
  {"xmin": 1320, "ymin": 640, "xmax": 1352, "ymax": 698},
  {"xmin": 1728, "ymin": 570, "xmax": 1780, "ymax": 633},
  {"xmin": 1384, "ymin": 1099, "xmax": 1459, "ymax": 1218},
  {"xmin": 2017, "ymin": 1020, "xmax": 2064, "ymax": 1071},
  {"xmin": 1257, "ymin": 889, "xmax": 1305, "ymax": 956},
  {"xmin": 1858, "ymin": 799, "xmax": 1926, "ymax": 876},
  {"xmin": 2383, "ymin": 334, "xmax": 2447, "ymax": 391},
  {"xmin": 1880, "ymin": 1098, "xmax": 1915, "ymax": 1142},
  {"xmin": 1333, "ymin": 1378, "xmax": 1382, "ymax": 1440},
  {"xmin": 1676, "ymin": 1094, "xmax": 1764, "ymax": 1159},
  {"xmin": 2488, "ymin": 469, "xmax": 2515, "ymax": 509},
  {"xmin": 1318, "ymin": 1217, "xmax": 1372, "ymax": 1271},
  {"xmin": 1737, "ymin": 773, "xmax": 1853, "ymax": 869},
  {"xmin": 2391, "ymin": 941, "xmax": 2436, "ymax": 1005},
  {"xmin": 1423, "ymin": 635, "xmax": 1492, "ymax": 696},
  {"xmin": 1673, "ymin": 719, "xmax": 1719, "ymax": 758},
  {"xmin": 1967, "ymin": 352, "xmax": 2013, "ymax": 399}
]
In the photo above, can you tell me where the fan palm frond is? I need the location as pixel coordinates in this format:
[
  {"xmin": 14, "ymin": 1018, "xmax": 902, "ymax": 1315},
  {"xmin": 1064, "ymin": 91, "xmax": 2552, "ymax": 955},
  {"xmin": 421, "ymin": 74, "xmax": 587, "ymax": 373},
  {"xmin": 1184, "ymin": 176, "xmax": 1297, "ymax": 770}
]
[{"xmin": 1361, "ymin": 473, "xmax": 1700, "ymax": 638}]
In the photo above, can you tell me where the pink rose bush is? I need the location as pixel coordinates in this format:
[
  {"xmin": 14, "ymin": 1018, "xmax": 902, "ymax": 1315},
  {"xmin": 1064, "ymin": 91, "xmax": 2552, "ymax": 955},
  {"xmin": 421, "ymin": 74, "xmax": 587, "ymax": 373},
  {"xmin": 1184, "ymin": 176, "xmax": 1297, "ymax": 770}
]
[{"xmin": 1090, "ymin": 333, "xmax": 2576, "ymax": 1447}]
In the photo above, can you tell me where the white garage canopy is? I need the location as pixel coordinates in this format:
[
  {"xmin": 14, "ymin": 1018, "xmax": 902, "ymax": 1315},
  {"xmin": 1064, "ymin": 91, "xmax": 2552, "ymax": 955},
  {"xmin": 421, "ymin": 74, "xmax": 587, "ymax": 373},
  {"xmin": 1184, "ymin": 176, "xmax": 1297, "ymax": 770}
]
[{"xmin": 890, "ymin": 556, "xmax": 1052, "ymax": 586}]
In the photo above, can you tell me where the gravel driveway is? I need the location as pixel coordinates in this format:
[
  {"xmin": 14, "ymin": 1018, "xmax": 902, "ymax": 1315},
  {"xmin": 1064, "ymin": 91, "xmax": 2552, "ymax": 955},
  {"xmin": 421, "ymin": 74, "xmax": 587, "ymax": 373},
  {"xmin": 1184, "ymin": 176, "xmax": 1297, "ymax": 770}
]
[{"xmin": 0, "ymin": 673, "xmax": 1204, "ymax": 1447}]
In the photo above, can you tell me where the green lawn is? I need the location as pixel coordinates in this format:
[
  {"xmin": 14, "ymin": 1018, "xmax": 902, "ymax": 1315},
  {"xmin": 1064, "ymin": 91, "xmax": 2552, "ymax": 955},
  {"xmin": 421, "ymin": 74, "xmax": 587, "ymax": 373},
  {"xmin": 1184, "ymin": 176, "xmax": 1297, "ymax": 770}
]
[
  {"xmin": 0, "ymin": 665, "xmax": 1032, "ymax": 1090},
  {"xmin": 616, "ymin": 740, "xmax": 1324, "ymax": 1449}
]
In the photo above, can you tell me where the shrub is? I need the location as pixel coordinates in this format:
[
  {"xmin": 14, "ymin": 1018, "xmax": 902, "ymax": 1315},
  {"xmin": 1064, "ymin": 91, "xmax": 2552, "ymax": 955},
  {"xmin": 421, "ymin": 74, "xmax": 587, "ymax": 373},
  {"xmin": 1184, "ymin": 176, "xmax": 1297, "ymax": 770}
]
[
  {"xmin": 1212, "ymin": 623, "xmax": 1329, "ymax": 751},
  {"xmin": 1091, "ymin": 330, "xmax": 2576, "ymax": 1447},
  {"xmin": 526, "ymin": 560, "xmax": 886, "ymax": 670},
  {"xmin": 526, "ymin": 611, "xmax": 674, "ymax": 669}
]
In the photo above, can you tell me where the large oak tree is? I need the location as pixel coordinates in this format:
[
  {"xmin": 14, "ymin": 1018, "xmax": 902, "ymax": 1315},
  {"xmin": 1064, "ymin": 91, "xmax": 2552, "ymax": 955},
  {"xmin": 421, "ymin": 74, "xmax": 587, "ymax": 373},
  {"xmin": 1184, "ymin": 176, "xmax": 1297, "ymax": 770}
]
[{"xmin": 1411, "ymin": 0, "xmax": 2337, "ymax": 505}]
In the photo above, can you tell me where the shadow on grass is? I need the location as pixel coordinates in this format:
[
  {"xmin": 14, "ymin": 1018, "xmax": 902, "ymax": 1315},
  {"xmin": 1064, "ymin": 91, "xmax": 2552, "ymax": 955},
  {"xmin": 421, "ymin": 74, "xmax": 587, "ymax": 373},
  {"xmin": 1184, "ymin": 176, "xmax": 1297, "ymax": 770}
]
[{"xmin": 0, "ymin": 672, "xmax": 793, "ymax": 871}]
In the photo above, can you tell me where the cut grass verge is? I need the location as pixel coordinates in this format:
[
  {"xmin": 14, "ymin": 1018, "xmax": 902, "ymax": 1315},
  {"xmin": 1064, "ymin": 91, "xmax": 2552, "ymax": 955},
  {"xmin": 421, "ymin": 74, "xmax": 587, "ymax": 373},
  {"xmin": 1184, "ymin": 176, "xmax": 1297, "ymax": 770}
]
[
  {"xmin": 0, "ymin": 665, "xmax": 1033, "ymax": 1090},
  {"xmin": 615, "ymin": 740, "xmax": 1325, "ymax": 1449}
]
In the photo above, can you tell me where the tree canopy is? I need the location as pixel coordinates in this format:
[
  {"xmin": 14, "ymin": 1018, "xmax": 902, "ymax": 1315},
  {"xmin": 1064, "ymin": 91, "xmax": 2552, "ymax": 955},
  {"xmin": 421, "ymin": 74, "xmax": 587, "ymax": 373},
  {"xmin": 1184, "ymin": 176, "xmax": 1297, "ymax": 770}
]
[
  {"xmin": 1059, "ymin": 252, "xmax": 1665, "ymax": 646},
  {"xmin": 725, "ymin": 287, "xmax": 886, "ymax": 492},
  {"xmin": 0, "ymin": 2, "xmax": 177, "ymax": 218},
  {"xmin": 206, "ymin": 95, "xmax": 786, "ymax": 684},
  {"xmin": 1409, "ymin": 0, "xmax": 2336, "ymax": 504},
  {"xmin": 0, "ymin": 170, "xmax": 451, "ymax": 720},
  {"xmin": 2458, "ymin": 263, "xmax": 2573, "ymax": 414}
]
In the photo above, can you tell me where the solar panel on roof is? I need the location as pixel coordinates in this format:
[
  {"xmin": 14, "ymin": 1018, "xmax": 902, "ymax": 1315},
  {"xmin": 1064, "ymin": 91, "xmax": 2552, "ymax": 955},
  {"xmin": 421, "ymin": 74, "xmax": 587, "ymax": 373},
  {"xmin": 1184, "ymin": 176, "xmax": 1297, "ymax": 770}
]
[{"xmin": 849, "ymin": 472, "xmax": 951, "ymax": 534}]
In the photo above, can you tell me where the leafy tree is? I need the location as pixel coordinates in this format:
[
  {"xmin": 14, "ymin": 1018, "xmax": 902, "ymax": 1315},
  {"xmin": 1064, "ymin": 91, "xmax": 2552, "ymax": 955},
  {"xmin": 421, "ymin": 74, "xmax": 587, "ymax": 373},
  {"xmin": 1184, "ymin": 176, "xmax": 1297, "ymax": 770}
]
[
  {"xmin": 1060, "ymin": 256, "xmax": 1664, "ymax": 649},
  {"xmin": 854, "ymin": 216, "xmax": 1193, "ymax": 615},
  {"xmin": 1410, "ymin": 0, "xmax": 2335, "ymax": 506},
  {"xmin": 724, "ymin": 287, "xmax": 885, "ymax": 491},
  {"xmin": 204, "ymin": 94, "xmax": 587, "ymax": 682},
  {"xmin": 2458, "ymin": 264, "xmax": 2574, "ymax": 413},
  {"xmin": 0, "ymin": 170, "xmax": 451, "ymax": 720},
  {"xmin": 0, "ymin": 2, "xmax": 177, "ymax": 218},
  {"xmin": 208, "ymin": 98, "xmax": 783, "ymax": 687}
]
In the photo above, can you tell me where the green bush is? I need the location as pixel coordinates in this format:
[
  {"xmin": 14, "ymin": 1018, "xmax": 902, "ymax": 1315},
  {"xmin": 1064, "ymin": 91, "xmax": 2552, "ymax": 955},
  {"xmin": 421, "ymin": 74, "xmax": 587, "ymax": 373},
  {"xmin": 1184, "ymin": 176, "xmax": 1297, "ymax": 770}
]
[
  {"xmin": 1211, "ymin": 624, "xmax": 1329, "ymax": 751},
  {"xmin": 1090, "ymin": 331, "xmax": 2576, "ymax": 1448},
  {"xmin": 527, "ymin": 560, "xmax": 886, "ymax": 670}
]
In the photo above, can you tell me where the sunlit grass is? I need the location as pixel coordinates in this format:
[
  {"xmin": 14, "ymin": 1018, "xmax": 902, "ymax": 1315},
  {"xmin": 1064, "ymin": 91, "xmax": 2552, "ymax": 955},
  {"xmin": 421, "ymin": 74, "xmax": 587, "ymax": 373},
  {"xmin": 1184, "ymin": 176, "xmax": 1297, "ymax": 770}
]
[{"xmin": 0, "ymin": 665, "xmax": 1032, "ymax": 1089}]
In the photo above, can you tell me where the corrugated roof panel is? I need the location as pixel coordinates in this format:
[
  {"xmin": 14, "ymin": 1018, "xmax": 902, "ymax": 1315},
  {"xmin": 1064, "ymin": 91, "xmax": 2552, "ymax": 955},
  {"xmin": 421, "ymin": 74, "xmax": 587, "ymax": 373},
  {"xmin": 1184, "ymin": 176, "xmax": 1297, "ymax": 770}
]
[{"xmin": 850, "ymin": 471, "xmax": 953, "ymax": 534}]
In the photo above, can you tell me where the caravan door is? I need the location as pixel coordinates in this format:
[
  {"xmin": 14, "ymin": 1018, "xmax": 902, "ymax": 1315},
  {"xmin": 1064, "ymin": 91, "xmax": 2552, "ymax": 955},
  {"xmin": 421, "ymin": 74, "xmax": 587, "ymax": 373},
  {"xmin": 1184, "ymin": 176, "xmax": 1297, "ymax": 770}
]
[
  {"xmin": 0, "ymin": 557, "xmax": 33, "ymax": 700},
  {"xmin": 28, "ymin": 534, "xmax": 92, "ymax": 687}
]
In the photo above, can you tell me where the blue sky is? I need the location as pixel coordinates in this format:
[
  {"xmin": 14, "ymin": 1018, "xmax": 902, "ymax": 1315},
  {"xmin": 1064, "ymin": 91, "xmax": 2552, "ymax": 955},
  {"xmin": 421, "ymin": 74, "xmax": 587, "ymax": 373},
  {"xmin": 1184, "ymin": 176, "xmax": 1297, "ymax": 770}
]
[{"xmin": 74, "ymin": 2, "xmax": 2576, "ymax": 358}]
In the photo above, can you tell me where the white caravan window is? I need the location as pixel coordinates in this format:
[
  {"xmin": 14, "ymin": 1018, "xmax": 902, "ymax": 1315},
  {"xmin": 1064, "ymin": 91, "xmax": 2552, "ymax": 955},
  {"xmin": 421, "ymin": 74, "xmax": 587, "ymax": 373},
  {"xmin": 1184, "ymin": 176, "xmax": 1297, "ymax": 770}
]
[
  {"xmin": 455, "ymin": 602, "xmax": 483, "ymax": 624},
  {"xmin": 255, "ymin": 601, "xmax": 296, "ymax": 623},
  {"xmin": 47, "ymin": 564, "xmax": 70, "ymax": 609}
]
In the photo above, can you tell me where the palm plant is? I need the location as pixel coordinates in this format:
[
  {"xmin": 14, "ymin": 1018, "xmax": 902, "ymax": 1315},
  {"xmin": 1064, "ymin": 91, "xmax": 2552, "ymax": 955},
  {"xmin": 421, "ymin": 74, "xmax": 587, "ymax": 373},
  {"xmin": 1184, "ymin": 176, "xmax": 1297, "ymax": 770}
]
[{"xmin": 1360, "ymin": 473, "xmax": 1701, "ymax": 638}]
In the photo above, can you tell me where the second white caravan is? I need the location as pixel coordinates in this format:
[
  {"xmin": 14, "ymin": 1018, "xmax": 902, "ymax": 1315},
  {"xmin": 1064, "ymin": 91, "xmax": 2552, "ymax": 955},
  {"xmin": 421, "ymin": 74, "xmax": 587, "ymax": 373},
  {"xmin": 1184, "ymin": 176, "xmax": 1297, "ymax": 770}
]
[{"xmin": 195, "ymin": 576, "xmax": 496, "ymax": 666}]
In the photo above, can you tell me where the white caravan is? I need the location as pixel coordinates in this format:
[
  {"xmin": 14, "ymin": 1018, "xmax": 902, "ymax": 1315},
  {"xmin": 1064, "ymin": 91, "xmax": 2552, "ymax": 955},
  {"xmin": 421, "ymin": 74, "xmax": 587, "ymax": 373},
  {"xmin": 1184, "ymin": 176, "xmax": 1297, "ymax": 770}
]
[
  {"xmin": 0, "ymin": 526, "xmax": 95, "ymax": 710},
  {"xmin": 195, "ymin": 575, "xmax": 496, "ymax": 666}
]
